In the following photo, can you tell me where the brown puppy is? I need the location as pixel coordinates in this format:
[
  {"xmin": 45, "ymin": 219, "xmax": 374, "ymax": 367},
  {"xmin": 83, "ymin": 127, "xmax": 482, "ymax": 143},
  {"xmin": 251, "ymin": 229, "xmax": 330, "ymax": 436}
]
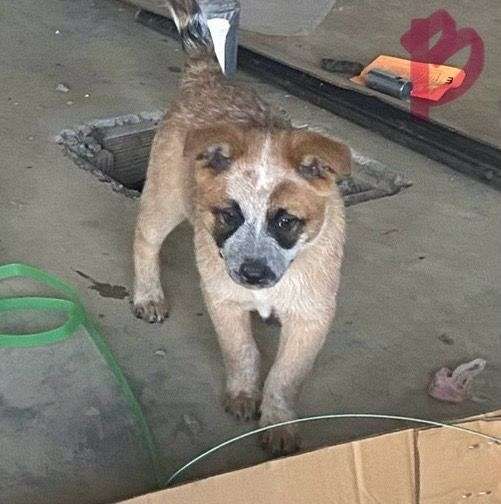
[{"xmin": 133, "ymin": 0, "xmax": 351, "ymax": 455}]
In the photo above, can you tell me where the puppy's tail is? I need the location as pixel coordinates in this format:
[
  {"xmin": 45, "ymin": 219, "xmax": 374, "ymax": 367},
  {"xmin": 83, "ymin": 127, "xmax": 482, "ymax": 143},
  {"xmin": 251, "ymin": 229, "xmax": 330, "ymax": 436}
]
[{"xmin": 167, "ymin": 0, "xmax": 214, "ymax": 61}]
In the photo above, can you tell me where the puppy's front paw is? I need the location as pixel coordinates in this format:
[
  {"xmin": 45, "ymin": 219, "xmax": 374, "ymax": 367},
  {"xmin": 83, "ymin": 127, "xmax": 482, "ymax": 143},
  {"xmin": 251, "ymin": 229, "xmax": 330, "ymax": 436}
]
[
  {"xmin": 259, "ymin": 424, "xmax": 301, "ymax": 457},
  {"xmin": 132, "ymin": 298, "xmax": 169, "ymax": 323},
  {"xmin": 225, "ymin": 392, "xmax": 261, "ymax": 422}
]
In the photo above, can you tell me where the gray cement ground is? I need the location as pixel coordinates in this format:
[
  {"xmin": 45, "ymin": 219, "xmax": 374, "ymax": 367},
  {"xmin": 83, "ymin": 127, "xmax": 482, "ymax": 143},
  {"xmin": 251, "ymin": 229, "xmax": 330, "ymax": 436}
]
[{"xmin": 0, "ymin": 1, "xmax": 499, "ymax": 503}]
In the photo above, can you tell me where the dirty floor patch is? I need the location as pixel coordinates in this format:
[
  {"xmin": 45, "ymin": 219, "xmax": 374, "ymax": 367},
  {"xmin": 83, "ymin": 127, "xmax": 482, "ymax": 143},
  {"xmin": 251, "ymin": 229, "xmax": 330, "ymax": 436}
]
[
  {"xmin": 75, "ymin": 270, "xmax": 130, "ymax": 300},
  {"xmin": 57, "ymin": 113, "xmax": 411, "ymax": 205}
]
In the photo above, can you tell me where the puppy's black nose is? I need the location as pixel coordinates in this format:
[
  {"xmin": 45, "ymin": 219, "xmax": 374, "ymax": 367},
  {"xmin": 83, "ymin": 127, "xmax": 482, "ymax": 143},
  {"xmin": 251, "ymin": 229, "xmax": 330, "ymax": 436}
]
[{"xmin": 239, "ymin": 259, "xmax": 276, "ymax": 285}]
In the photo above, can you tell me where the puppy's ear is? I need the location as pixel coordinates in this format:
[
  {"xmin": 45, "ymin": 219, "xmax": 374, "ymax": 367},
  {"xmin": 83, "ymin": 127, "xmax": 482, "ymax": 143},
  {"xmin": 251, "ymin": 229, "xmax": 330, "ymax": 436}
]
[
  {"xmin": 286, "ymin": 131, "xmax": 351, "ymax": 193},
  {"xmin": 184, "ymin": 126, "xmax": 245, "ymax": 173}
]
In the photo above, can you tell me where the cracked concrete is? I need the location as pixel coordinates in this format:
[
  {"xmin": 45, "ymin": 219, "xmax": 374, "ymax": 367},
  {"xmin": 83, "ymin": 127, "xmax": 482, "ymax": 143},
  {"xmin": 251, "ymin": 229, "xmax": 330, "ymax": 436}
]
[{"xmin": 0, "ymin": 1, "xmax": 499, "ymax": 503}]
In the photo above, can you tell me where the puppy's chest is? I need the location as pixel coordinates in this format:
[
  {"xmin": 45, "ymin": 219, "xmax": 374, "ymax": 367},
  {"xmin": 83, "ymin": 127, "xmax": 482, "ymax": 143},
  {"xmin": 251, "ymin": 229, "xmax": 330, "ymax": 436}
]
[{"xmin": 243, "ymin": 291, "xmax": 273, "ymax": 319}]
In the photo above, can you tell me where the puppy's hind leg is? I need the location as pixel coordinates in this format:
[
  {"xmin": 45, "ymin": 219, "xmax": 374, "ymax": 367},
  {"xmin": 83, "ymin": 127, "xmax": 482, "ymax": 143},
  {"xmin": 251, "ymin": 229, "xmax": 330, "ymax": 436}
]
[{"xmin": 133, "ymin": 137, "xmax": 185, "ymax": 323}]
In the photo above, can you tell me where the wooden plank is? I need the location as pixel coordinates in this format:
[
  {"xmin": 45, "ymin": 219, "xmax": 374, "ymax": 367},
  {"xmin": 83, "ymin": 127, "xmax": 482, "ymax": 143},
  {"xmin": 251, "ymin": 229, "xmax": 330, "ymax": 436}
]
[{"xmin": 94, "ymin": 123, "xmax": 157, "ymax": 186}]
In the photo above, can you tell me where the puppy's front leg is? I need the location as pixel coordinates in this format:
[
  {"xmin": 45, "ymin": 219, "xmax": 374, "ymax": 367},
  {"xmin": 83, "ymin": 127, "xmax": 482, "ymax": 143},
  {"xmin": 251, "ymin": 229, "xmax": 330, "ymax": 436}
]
[
  {"xmin": 260, "ymin": 315, "xmax": 330, "ymax": 456},
  {"xmin": 207, "ymin": 301, "xmax": 261, "ymax": 421},
  {"xmin": 133, "ymin": 224, "xmax": 174, "ymax": 323},
  {"xmin": 133, "ymin": 185, "xmax": 184, "ymax": 322}
]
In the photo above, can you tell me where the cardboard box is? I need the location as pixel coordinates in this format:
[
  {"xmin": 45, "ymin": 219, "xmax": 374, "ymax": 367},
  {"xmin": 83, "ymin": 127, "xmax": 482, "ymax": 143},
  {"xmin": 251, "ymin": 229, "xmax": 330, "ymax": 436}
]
[{"xmin": 119, "ymin": 411, "xmax": 501, "ymax": 504}]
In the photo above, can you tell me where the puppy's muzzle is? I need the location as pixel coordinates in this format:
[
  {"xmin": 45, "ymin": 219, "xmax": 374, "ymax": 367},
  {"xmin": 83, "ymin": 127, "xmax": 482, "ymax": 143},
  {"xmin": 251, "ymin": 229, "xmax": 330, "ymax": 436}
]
[{"xmin": 238, "ymin": 258, "xmax": 277, "ymax": 288}]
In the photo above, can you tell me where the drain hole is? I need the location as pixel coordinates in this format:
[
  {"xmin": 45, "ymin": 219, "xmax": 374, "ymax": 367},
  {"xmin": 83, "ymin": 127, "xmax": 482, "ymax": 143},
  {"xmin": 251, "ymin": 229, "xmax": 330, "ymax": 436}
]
[{"xmin": 57, "ymin": 113, "xmax": 411, "ymax": 204}]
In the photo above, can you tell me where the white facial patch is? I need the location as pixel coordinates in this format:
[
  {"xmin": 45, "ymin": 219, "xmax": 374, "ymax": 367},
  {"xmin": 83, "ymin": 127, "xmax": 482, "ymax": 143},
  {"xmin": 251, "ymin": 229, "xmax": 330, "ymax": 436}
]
[
  {"xmin": 227, "ymin": 134, "xmax": 277, "ymax": 234},
  {"xmin": 255, "ymin": 136, "xmax": 274, "ymax": 191}
]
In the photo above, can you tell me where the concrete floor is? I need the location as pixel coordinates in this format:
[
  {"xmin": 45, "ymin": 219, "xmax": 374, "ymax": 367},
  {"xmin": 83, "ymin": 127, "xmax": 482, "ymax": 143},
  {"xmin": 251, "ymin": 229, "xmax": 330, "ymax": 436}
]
[{"xmin": 0, "ymin": 1, "xmax": 500, "ymax": 503}]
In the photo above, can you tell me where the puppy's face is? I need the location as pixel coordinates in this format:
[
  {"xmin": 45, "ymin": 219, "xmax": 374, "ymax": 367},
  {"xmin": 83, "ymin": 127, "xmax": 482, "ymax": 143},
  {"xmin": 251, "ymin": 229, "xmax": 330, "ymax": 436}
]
[{"xmin": 185, "ymin": 126, "xmax": 350, "ymax": 289}]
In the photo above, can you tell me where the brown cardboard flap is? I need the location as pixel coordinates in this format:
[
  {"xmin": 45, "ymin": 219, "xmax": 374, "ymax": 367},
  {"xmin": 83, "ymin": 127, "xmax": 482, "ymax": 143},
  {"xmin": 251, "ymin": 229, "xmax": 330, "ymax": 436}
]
[
  {"xmin": 121, "ymin": 430, "xmax": 416, "ymax": 503},
  {"xmin": 119, "ymin": 413, "xmax": 501, "ymax": 504},
  {"xmin": 418, "ymin": 420, "xmax": 501, "ymax": 503}
]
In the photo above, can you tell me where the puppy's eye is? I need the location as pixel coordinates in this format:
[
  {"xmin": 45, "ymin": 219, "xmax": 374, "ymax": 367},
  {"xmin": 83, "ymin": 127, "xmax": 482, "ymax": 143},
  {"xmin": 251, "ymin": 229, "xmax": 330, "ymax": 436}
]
[
  {"xmin": 212, "ymin": 201, "xmax": 244, "ymax": 248},
  {"xmin": 218, "ymin": 208, "xmax": 239, "ymax": 225},
  {"xmin": 277, "ymin": 213, "xmax": 299, "ymax": 229},
  {"xmin": 268, "ymin": 209, "xmax": 304, "ymax": 250},
  {"xmin": 213, "ymin": 201, "xmax": 244, "ymax": 228}
]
